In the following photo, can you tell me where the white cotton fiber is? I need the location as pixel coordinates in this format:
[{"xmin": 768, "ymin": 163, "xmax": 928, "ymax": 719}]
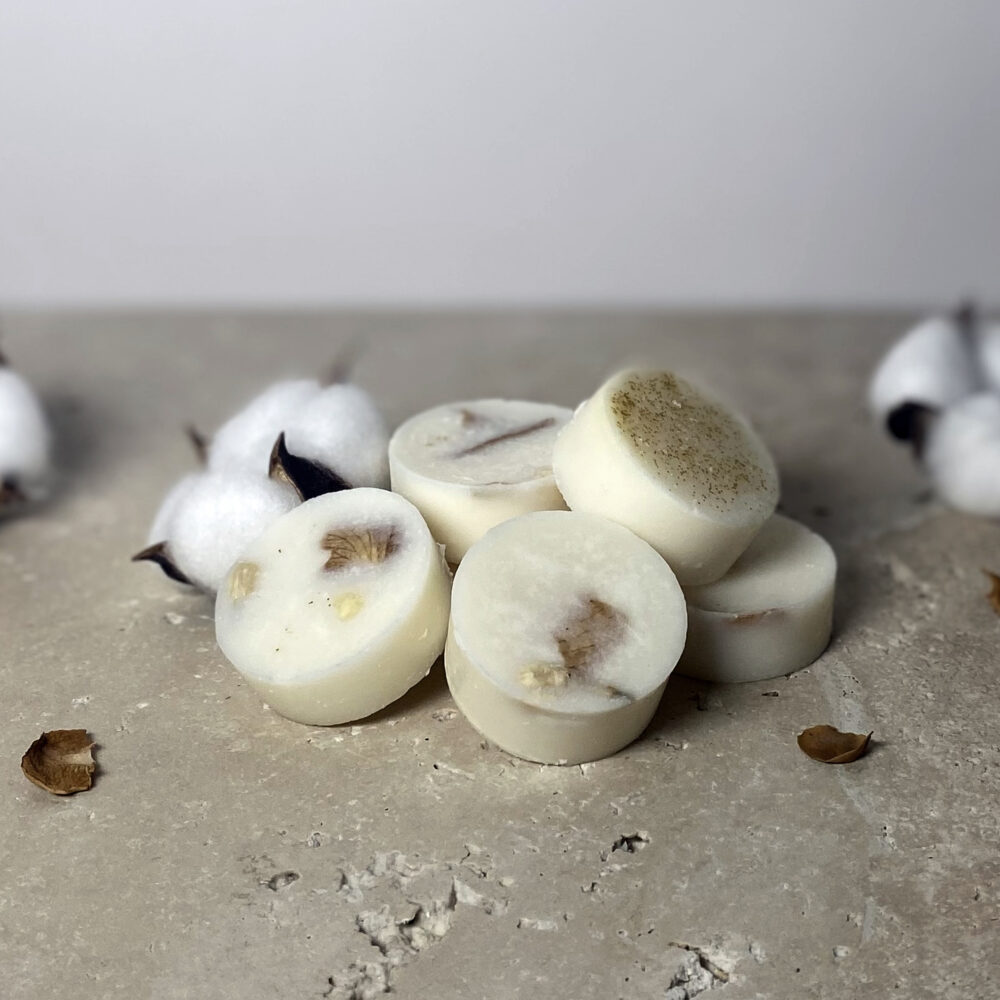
[
  {"xmin": 975, "ymin": 322, "xmax": 1000, "ymax": 394},
  {"xmin": 923, "ymin": 393, "xmax": 1000, "ymax": 517},
  {"xmin": 158, "ymin": 471, "xmax": 299, "ymax": 592},
  {"xmin": 283, "ymin": 383, "xmax": 390, "ymax": 488},
  {"xmin": 208, "ymin": 379, "xmax": 321, "ymax": 475},
  {"xmin": 147, "ymin": 474, "xmax": 199, "ymax": 546},
  {"xmin": 868, "ymin": 317, "xmax": 980, "ymax": 424},
  {"xmin": 0, "ymin": 367, "xmax": 51, "ymax": 490}
]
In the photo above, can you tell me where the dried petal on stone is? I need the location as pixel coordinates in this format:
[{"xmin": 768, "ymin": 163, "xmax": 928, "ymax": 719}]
[
  {"xmin": 797, "ymin": 725, "xmax": 873, "ymax": 764},
  {"xmin": 269, "ymin": 432, "xmax": 351, "ymax": 501},
  {"xmin": 131, "ymin": 541, "xmax": 194, "ymax": 586},
  {"xmin": 983, "ymin": 569, "xmax": 1000, "ymax": 615},
  {"xmin": 21, "ymin": 730, "xmax": 96, "ymax": 794}
]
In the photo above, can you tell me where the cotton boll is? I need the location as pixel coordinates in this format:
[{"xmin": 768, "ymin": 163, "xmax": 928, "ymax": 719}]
[
  {"xmin": 922, "ymin": 393, "xmax": 1000, "ymax": 517},
  {"xmin": 868, "ymin": 317, "xmax": 980, "ymax": 434},
  {"xmin": 147, "ymin": 474, "xmax": 199, "ymax": 546},
  {"xmin": 283, "ymin": 383, "xmax": 390, "ymax": 488},
  {"xmin": 975, "ymin": 321, "xmax": 1000, "ymax": 393},
  {"xmin": 0, "ymin": 366, "xmax": 51, "ymax": 497},
  {"xmin": 152, "ymin": 472, "xmax": 299, "ymax": 592},
  {"xmin": 208, "ymin": 379, "xmax": 321, "ymax": 475}
]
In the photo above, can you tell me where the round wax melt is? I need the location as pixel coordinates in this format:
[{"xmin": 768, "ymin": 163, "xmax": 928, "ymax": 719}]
[
  {"xmin": 678, "ymin": 514, "xmax": 836, "ymax": 683},
  {"xmin": 389, "ymin": 399, "xmax": 571, "ymax": 563},
  {"xmin": 553, "ymin": 369, "xmax": 779, "ymax": 585},
  {"xmin": 215, "ymin": 488, "xmax": 451, "ymax": 725},
  {"xmin": 445, "ymin": 510, "xmax": 687, "ymax": 764}
]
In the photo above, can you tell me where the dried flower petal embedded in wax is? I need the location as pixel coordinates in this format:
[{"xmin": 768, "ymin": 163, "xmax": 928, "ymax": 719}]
[
  {"xmin": 21, "ymin": 730, "xmax": 97, "ymax": 795},
  {"xmin": 797, "ymin": 725, "xmax": 872, "ymax": 764}
]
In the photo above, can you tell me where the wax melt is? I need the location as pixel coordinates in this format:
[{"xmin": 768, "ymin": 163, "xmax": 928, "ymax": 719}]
[
  {"xmin": 553, "ymin": 369, "xmax": 778, "ymax": 585},
  {"xmin": 678, "ymin": 514, "xmax": 835, "ymax": 683},
  {"xmin": 389, "ymin": 399, "xmax": 571, "ymax": 562},
  {"xmin": 215, "ymin": 488, "xmax": 450, "ymax": 725},
  {"xmin": 445, "ymin": 510, "xmax": 686, "ymax": 764}
]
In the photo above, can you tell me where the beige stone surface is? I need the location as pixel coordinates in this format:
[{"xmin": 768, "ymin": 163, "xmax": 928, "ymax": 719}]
[{"xmin": 0, "ymin": 312, "xmax": 997, "ymax": 999}]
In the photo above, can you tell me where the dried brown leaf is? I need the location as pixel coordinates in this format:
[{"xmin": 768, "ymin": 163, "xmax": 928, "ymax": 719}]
[
  {"xmin": 797, "ymin": 725, "xmax": 872, "ymax": 764},
  {"xmin": 983, "ymin": 569, "xmax": 1000, "ymax": 615},
  {"xmin": 21, "ymin": 730, "xmax": 96, "ymax": 795}
]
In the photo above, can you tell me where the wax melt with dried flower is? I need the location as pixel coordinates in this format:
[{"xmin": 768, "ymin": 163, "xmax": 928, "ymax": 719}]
[
  {"xmin": 444, "ymin": 510, "xmax": 687, "ymax": 765},
  {"xmin": 215, "ymin": 488, "xmax": 450, "ymax": 725}
]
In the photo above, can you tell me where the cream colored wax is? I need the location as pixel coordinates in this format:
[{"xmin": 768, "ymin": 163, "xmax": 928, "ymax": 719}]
[
  {"xmin": 553, "ymin": 369, "xmax": 779, "ymax": 585},
  {"xmin": 215, "ymin": 488, "xmax": 450, "ymax": 725},
  {"xmin": 445, "ymin": 510, "xmax": 687, "ymax": 765},
  {"xmin": 678, "ymin": 514, "xmax": 836, "ymax": 683},
  {"xmin": 388, "ymin": 399, "xmax": 571, "ymax": 564}
]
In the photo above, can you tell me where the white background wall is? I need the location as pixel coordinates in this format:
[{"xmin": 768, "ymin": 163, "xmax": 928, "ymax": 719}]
[{"xmin": 1, "ymin": 1, "xmax": 998, "ymax": 308}]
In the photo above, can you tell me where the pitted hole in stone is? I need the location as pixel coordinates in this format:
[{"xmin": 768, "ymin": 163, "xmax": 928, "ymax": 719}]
[
  {"xmin": 322, "ymin": 526, "xmax": 400, "ymax": 571},
  {"xmin": 264, "ymin": 870, "xmax": 300, "ymax": 891},
  {"xmin": 601, "ymin": 831, "xmax": 650, "ymax": 862}
]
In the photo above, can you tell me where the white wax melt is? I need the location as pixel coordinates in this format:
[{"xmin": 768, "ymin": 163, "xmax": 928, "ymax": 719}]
[
  {"xmin": 389, "ymin": 399, "xmax": 572, "ymax": 563},
  {"xmin": 215, "ymin": 488, "xmax": 451, "ymax": 725},
  {"xmin": 445, "ymin": 510, "xmax": 687, "ymax": 765},
  {"xmin": 678, "ymin": 514, "xmax": 836, "ymax": 683},
  {"xmin": 553, "ymin": 369, "xmax": 779, "ymax": 585}
]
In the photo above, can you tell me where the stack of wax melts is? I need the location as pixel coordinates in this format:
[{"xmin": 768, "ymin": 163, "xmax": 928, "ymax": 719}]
[
  {"xmin": 388, "ymin": 400, "xmax": 571, "ymax": 563},
  {"xmin": 208, "ymin": 366, "xmax": 836, "ymax": 765},
  {"xmin": 444, "ymin": 369, "xmax": 835, "ymax": 761}
]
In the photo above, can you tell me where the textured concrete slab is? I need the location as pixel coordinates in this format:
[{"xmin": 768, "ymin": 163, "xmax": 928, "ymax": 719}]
[{"xmin": 0, "ymin": 312, "xmax": 997, "ymax": 999}]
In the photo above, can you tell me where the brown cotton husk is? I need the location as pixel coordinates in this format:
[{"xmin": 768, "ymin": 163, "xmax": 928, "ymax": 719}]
[
  {"xmin": 21, "ymin": 730, "xmax": 96, "ymax": 794},
  {"xmin": 185, "ymin": 424, "xmax": 209, "ymax": 465},
  {"xmin": 983, "ymin": 570, "xmax": 1000, "ymax": 615},
  {"xmin": 0, "ymin": 477, "xmax": 27, "ymax": 507},
  {"xmin": 131, "ymin": 541, "xmax": 193, "ymax": 585},
  {"xmin": 269, "ymin": 432, "xmax": 351, "ymax": 501},
  {"xmin": 797, "ymin": 725, "xmax": 872, "ymax": 763}
]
